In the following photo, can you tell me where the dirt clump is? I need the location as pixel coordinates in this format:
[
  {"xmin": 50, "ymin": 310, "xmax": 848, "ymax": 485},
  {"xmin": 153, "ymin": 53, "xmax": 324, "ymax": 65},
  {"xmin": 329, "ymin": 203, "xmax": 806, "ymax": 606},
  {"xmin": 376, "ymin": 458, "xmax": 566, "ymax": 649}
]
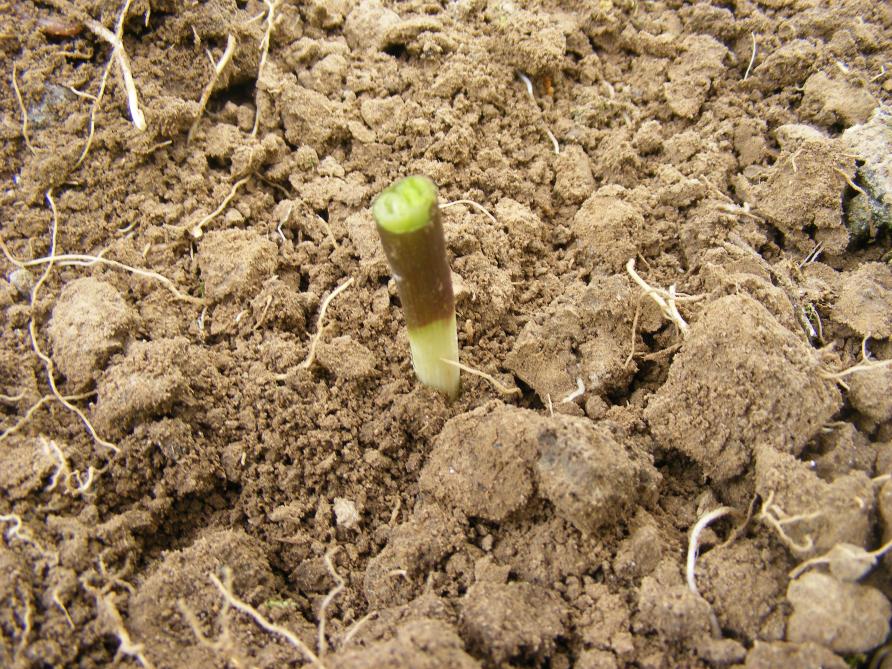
[
  {"xmin": 331, "ymin": 618, "xmax": 479, "ymax": 669},
  {"xmin": 645, "ymin": 294, "xmax": 840, "ymax": 482},
  {"xmin": 460, "ymin": 580, "xmax": 566, "ymax": 665},
  {"xmin": 832, "ymin": 262, "xmax": 892, "ymax": 338},
  {"xmin": 786, "ymin": 571, "xmax": 891, "ymax": 654},
  {"xmin": 743, "ymin": 640, "xmax": 849, "ymax": 669},
  {"xmin": 197, "ymin": 228, "xmax": 278, "ymax": 303},
  {"xmin": 48, "ymin": 277, "xmax": 137, "ymax": 390}
]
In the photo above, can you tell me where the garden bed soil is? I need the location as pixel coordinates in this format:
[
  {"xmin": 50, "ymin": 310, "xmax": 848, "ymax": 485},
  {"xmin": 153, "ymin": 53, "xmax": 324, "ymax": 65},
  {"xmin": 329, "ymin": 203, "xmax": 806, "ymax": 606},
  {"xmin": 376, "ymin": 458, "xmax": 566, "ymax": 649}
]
[{"xmin": 1, "ymin": 0, "xmax": 892, "ymax": 667}]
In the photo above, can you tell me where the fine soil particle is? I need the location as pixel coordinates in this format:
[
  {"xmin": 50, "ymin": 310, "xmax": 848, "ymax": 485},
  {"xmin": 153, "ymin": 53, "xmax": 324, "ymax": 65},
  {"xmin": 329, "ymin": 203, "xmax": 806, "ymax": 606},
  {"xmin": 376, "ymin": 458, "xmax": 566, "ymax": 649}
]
[{"xmin": 1, "ymin": 0, "xmax": 891, "ymax": 667}]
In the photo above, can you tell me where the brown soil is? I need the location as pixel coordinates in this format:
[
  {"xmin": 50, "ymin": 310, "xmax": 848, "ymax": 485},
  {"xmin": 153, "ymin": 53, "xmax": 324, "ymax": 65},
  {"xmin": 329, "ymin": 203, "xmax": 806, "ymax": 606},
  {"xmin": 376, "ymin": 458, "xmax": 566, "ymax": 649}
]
[{"xmin": 1, "ymin": 1, "xmax": 891, "ymax": 668}]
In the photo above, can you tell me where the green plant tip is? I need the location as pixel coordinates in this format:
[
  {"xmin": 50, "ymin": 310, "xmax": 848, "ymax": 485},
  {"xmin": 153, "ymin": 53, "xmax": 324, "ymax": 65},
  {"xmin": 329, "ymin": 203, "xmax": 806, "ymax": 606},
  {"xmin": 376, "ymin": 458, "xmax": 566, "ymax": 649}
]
[{"xmin": 372, "ymin": 175, "xmax": 438, "ymax": 234}]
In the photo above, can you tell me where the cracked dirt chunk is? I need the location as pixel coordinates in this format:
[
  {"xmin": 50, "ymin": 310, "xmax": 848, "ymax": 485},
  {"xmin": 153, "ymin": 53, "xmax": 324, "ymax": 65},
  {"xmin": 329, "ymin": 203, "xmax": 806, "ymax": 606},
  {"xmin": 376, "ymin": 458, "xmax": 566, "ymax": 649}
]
[
  {"xmin": 663, "ymin": 35, "xmax": 728, "ymax": 118},
  {"xmin": 644, "ymin": 295, "xmax": 841, "ymax": 482},
  {"xmin": 131, "ymin": 528, "xmax": 306, "ymax": 669},
  {"xmin": 331, "ymin": 619, "xmax": 480, "ymax": 669},
  {"xmin": 800, "ymin": 72, "xmax": 877, "ymax": 128},
  {"xmin": 535, "ymin": 416, "xmax": 659, "ymax": 534},
  {"xmin": 636, "ymin": 574, "xmax": 712, "ymax": 642},
  {"xmin": 364, "ymin": 503, "xmax": 464, "ymax": 609},
  {"xmin": 0, "ymin": 438, "xmax": 56, "ymax": 501},
  {"xmin": 750, "ymin": 137, "xmax": 853, "ymax": 254},
  {"xmin": 750, "ymin": 39, "xmax": 819, "ymax": 92},
  {"xmin": 343, "ymin": 0, "xmax": 400, "ymax": 52},
  {"xmin": 460, "ymin": 581, "xmax": 566, "ymax": 664},
  {"xmin": 452, "ymin": 253, "xmax": 515, "ymax": 330},
  {"xmin": 744, "ymin": 641, "xmax": 848, "ymax": 669},
  {"xmin": 832, "ymin": 262, "xmax": 892, "ymax": 338},
  {"xmin": 506, "ymin": 276, "xmax": 658, "ymax": 405},
  {"xmin": 315, "ymin": 335, "xmax": 377, "ymax": 382},
  {"xmin": 848, "ymin": 363, "xmax": 892, "ymax": 424},
  {"xmin": 487, "ymin": 4, "xmax": 566, "ymax": 76},
  {"xmin": 197, "ymin": 228, "xmax": 277, "ymax": 303},
  {"xmin": 419, "ymin": 402, "xmax": 542, "ymax": 522},
  {"xmin": 92, "ymin": 337, "xmax": 208, "ymax": 438},
  {"xmin": 48, "ymin": 277, "xmax": 136, "ymax": 390},
  {"xmin": 554, "ymin": 145, "xmax": 595, "ymax": 205},
  {"xmin": 786, "ymin": 571, "xmax": 891, "ymax": 654},
  {"xmin": 571, "ymin": 191, "xmax": 644, "ymax": 274},
  {"xmin": 755, "ymin": 444, "xmax": 873, "ymax": 557},
  {"xmin": 698, "ymin": 539, "xmax": 787, "ymax": 640}
]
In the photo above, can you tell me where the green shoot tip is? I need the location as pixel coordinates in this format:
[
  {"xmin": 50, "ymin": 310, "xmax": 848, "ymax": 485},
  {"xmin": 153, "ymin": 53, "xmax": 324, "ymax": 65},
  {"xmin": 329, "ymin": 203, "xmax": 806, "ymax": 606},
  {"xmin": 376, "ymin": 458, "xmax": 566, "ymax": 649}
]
[{"xmin": 372, "ymin": 175, "xmax": 437, "ymax": 234}]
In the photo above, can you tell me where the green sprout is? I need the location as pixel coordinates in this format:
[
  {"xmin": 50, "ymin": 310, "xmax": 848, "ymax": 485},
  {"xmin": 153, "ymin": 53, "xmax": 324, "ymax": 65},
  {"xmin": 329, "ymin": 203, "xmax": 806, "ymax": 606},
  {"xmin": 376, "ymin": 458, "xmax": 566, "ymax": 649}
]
[{"xmin": 372, "ymin": 175, "xmax": 459, "ymax": 398}]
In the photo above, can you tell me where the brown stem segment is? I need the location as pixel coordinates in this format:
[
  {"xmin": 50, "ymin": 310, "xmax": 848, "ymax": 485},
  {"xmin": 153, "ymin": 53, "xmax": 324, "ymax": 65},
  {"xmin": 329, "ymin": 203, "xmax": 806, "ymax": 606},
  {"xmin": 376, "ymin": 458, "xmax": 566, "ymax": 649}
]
[{"xmin": 376, "ymin": 203, "xmax": 454, "ymax": 330}]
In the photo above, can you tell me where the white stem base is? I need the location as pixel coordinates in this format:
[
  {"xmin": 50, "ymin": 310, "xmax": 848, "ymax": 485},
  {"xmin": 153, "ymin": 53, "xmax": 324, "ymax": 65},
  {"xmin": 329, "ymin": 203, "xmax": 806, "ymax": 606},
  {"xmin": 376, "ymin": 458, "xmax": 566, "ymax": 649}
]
[{"xmin": 408, "ymin": 313, "xmax": 460, "ymax": 399}]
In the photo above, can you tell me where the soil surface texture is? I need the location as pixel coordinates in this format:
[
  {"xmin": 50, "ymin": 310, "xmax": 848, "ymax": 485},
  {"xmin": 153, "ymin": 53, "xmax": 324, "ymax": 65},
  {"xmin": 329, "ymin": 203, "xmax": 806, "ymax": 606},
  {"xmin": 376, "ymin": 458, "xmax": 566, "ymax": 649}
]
[{"xmin": 1, "ymin": 0, "xmax": 892, "ymax": 668}]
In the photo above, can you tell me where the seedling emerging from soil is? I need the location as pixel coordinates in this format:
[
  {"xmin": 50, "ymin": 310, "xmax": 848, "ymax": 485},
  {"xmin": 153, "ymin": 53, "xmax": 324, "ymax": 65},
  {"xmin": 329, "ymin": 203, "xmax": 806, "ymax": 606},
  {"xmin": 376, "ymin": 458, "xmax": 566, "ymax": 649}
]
[{"xmin": 372, "ymin": 176, "xmax": 459, "ymax": 398}]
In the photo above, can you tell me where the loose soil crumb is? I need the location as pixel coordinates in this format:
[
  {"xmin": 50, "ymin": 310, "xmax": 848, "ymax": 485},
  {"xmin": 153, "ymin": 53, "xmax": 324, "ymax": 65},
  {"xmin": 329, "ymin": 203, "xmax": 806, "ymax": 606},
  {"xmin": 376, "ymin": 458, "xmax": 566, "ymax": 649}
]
[{"xmin": 1, "ymin": 0, "xmax": 891, "ymax": 667}]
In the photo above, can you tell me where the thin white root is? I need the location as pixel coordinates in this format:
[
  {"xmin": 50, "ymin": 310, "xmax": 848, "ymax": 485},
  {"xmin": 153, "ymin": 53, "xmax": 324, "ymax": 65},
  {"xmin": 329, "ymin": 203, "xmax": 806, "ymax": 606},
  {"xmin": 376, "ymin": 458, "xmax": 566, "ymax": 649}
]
[
  {"xmin": 12, "ymin": 63, "xmax": 35, "ymax": 153},
  {"xmin": 190, "ymin": 175, "xmax": 251, "ymax": 238},
  {"xmin": 95, "ymin": 592, "xmax": 155, "ymax": 669},
  {"xmin": 42, "ymin": 436, "xmax": 97, "ymax": 496},
  {"xmin": 340, "ymin": 611, "xmax": 377, "ymax": 648},
  {"xmin": 440, "ymin": 358, "xmax": 521, "ymax": 396},
  {"xmin": 209, "ymin": 568, "xmax": 325, "ymax": 668},
  {"xmin": 517, "ymin": 71, "xmax": 560, "ymax": 155},
  {"xmin": 0, "ymin": 514, "xmax": 47, "ymax": 556},
  {"xmin": 252, "ymin": 0, "xmax": 280, "ymax": 137},
  {"xmin": 686, "ymin": 506, "xmax": 735, "ymax": 597},
  {"xmin": 0, "ymin": 395, "xmax": 52, "ymax": 441},
  {"xmin": 743, "ymin": 32, "xmax": 757, "ymax": 80},
  {"xmin": 189, "ymin": 34, "xmax": 236, "ymax": 143},
  {"xmin": 789, "ymin": 537, "xmax": 892, "ymax": 580},
  {"xmin": 757, "ymin": 491, "xmax": 821, "ymax": 554},
  {"xmin": 7, "ymin": 252, "xmax": 203, "ymax": 305},
  {"xmin": 318, "ymin": 548, "xmax": 344, "ymax": 656},
  {"xmin": 819, "ymin": 335, "xmax": 892, "ymax": 390},
  {"xmin": 439, "ymin": 200, "xmax": 498, "ymax": 225},
  {"xmin": 301, "ymin": 278, "xmax": 354, "ymax": 370},
  {"xmin": 82, "ymin": 0, "xmax": 146, "ymax": 131},
  {"xmin": 626, "ymin": 258, "xmax": 700, "ymax": 337},
  {"xmin": 559, "ymin": 377, "xmax": 585, "ymax": 404},
  {"xmin": 53, "ymin": 588, "xmax": 75, "ymax": 629}
]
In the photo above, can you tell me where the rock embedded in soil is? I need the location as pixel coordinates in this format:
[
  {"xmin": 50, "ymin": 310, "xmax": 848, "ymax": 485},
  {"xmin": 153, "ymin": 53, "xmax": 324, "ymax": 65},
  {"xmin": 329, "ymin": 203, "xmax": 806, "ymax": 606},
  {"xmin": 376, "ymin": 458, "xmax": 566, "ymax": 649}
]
[
  {"xmin": 197, "ymin": 228, "xmax": 278, "ymax": 302},
  {"xmin": 786, "ymin": 571, "xmax": 891, "ymax": 654},
  {"xmin": 644, "ymin": 294, "xmax": 841, "ymax": 482},
  {"xmin": 460, "ymin": 581, "xmax": 566, "ymax": 664},
  {"xmin": 48, "ymin": 277, "xmax": 136, "ymax": 390},
  {"xmin": 831, "ymin": 262, "xmax": 892, "ymax": 338},
  {"xmin": 331, "ymin": 618, "xmax": 480, "ymax": 669}
]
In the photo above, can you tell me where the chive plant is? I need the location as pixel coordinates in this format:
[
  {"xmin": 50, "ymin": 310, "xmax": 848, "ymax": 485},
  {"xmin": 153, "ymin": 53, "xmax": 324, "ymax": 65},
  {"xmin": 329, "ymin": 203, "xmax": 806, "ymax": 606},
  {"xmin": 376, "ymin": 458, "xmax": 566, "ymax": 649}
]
[{"xmin": 372, "ymin": 176, "xmax": 460, "ymax": 398}]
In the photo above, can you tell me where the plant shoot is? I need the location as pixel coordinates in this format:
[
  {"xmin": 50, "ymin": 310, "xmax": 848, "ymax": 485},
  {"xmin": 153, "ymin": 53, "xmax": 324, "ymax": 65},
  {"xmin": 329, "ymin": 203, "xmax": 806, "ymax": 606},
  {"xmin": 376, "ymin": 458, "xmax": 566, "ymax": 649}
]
[{"xmin": 372, "ymin": 176, "xmax": 459, "ymax": 398}]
